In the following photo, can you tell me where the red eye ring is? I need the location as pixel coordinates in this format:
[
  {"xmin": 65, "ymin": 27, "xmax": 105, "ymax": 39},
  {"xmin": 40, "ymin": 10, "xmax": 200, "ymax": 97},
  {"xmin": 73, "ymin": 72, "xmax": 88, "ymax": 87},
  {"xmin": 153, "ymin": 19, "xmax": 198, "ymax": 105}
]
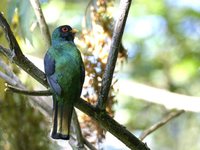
[{"xmin": 61, "ymin": 27, "xmax": 68, "ymax": 32}]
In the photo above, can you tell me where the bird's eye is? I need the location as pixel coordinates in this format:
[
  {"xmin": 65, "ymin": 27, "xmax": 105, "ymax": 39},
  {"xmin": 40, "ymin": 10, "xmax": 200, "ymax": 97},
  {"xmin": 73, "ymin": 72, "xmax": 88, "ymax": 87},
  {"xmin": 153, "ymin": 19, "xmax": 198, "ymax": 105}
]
[{"xmin": 61, "ymin": 27, "xmax": 68, "ymax": 32}]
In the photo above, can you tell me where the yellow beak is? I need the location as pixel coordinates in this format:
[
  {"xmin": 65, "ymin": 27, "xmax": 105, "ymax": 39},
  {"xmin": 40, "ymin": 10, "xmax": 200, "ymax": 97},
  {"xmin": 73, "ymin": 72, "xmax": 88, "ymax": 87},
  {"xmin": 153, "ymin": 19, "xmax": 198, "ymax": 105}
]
[{"xmin": 71, "ymin": 28, "xmax": 79, "ymax": 34}]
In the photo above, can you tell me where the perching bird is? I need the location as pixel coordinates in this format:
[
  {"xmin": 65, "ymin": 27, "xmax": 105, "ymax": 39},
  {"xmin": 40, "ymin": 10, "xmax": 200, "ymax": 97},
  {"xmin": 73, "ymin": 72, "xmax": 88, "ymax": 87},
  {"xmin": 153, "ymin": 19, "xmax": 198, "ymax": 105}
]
[{"xmin": 44, "ymin": 25, "xmax": 85, "ymax": 140}]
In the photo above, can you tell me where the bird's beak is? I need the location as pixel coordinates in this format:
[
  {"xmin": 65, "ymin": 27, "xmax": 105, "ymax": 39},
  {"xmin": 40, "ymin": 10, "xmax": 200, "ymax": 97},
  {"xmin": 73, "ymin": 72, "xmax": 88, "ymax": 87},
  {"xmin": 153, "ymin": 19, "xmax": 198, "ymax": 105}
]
[{"xmin": 71, "ymin": 28, "xmax": 79, "ymax": 34}]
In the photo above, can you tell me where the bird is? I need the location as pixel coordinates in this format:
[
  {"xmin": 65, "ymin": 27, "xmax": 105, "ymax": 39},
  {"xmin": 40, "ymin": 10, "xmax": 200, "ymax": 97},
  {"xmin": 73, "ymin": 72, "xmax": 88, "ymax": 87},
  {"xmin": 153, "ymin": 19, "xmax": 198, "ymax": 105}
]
[{"xmin": 44, "ymin": 25, "xmax": 85, "ymax": 140}]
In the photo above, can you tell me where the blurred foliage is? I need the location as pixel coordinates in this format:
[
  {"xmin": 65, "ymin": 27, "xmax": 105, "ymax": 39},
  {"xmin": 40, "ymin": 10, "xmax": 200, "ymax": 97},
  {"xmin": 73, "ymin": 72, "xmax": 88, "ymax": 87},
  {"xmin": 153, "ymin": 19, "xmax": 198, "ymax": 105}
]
[
  {"xmin": 124, "ymin": 0, "xmax": 200, "ymax": 95},
  {"xmin": 0, "ymin": 93, "xmax": 57, "ymax": 150},
  {"xmin": 117, "ymin": 0, "xmax": 200, "ymax": 150},
  {"xmin": 0, "ymin": 0, "xmax": 200, "ymax": 150},
  {"xmin": 7, "ymin": 0, "xmax": 36, "ymax": 42}
]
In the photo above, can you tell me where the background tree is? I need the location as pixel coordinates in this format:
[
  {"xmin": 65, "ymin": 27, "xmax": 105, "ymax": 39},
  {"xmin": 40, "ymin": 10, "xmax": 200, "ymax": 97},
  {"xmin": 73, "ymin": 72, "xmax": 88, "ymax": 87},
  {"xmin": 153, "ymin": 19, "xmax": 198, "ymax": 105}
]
[{"xmin": 0, "ymin": 0, "xmax": 200, "ymax": 150}]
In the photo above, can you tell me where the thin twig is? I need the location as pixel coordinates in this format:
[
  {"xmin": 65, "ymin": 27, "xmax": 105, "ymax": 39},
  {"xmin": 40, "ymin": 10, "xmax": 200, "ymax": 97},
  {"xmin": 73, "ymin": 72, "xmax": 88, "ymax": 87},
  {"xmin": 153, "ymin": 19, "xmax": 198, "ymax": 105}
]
[
  {"xmin": 83, "ymin": 0, "xmax": 93, "ymax": 28},
  {"xmin": 0, "ymin": 59, "xmax": 12, "ymax": 76},
  {"xmin": 139, "ymin": 110, "xmax": 185, "ymax": 141},
  {"xmin": 4, "ymin": 84, "xmax": 52, "ymax": 117},
  {"xmin": 29, "ymin": 0, "xmax": 51, "ymax": 47},
  {"xmin": 0, "ymin": 45, "xmax": 15, "ymax": 61},
  {"xmin": 0, "ymin": 71, "xmax": 17, "ymax": 85},
  {"xmin": 70, "ymin": 110, "xmax": 87, "ymax": 150},
  {"xmin": 83, "ymin": 138, "xmax": 97, "ymax": 150},
  {"xmin": 5, "ymin": 84, "xmax": 52, "ymax": 96},
  {"xmin": 0, "ymin": 54, "xmax": 20, "ymax": 86},
  {"xmin": 97, "ymin": 0, "xmax": 132, "ymax": 110},
  {"xmin": 0, "ymin": 59, "xmax": 22, "ymax": 86}
]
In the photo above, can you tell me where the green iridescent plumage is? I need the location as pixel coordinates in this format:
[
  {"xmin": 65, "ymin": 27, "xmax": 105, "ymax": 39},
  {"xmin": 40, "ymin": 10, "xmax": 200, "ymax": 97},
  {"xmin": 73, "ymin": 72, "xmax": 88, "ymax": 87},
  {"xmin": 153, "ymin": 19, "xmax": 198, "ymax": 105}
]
[{"xmin": 44, "ymin": 25, "xmax": 85, "ymax": 140}]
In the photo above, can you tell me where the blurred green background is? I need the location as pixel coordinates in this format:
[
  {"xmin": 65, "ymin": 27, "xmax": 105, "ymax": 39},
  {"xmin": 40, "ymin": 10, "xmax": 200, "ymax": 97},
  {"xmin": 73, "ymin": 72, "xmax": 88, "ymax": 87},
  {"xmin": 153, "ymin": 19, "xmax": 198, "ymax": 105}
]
[{"xmin": 0, "ymin": 0, "xmax": 200, "ymax": 150}]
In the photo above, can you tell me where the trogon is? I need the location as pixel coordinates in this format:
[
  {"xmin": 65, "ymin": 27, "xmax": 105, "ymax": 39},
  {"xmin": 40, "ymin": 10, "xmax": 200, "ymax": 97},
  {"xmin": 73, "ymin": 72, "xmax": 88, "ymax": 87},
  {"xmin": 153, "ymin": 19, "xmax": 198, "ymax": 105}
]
[{"xmin": 44, "ymin": 25, "xmax": 85, "ymax": 140}]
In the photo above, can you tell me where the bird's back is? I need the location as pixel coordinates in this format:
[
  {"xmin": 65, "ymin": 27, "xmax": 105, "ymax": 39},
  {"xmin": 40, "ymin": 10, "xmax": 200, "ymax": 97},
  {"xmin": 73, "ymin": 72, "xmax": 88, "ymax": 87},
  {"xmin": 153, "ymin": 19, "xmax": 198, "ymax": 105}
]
[{"xmin": 48, "ymin": 41, "xmax": 83, "ymax": 101}]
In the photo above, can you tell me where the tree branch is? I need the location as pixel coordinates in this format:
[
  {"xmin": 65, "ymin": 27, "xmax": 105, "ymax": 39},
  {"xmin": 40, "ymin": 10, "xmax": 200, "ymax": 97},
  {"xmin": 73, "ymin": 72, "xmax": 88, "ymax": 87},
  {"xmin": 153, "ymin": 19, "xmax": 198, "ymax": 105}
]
[
  {"xmin": 5, "ymin": 84, "xmax": 52, "ymax": 96},
  {"xmin": 139, "ymin": 110, "xmax": 185, "ymax": 141},
  {"xmin": 72, "ymin": 110, "xmax": 86, "ymax": 149},
  {"xmin": 0, "ymin": 59, "xmax": 23, "ymax": 87},
  {"xmin": 70, "ymin": 110, "xmax": 87, "ymax": 150},
  {"xmin": 83, "ymin": 138, "xmax": 97, "ymax": 150},
  {"xmin": 76, "ymin": 100, "xmax": 150, "ymax": 150},
  {"xmin": 0, "ymin": 12, "xmax": 47, "ymax": 87},
  {"xmin": 29, "ymin": 0, "xmax": 51, "ymax": 47},
  {"xmin": 0, "ymin": 44, "xmax": 14, "ymax": 59},
  {"xmin": 0, "ymin": 11, "xmax": 149, "ymax": 150},
  {"xmin": 0, "ymin": 71, "xmax": 17, "ymax": 85},
  {"xmin": 97, "ymin": 0, "xmax": 132, "ymax": 110}
]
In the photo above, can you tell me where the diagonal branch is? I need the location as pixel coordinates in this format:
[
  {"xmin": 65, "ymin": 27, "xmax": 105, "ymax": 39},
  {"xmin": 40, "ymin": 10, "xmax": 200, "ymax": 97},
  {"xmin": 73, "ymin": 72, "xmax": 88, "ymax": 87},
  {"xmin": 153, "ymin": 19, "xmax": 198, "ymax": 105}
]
[
  {"xmin": 139, "ymin": 110, "xmax": 185, "ymax": 141},
  {"xmin": 0, "ymin": 12, "xmax": 47, "ymax": 87},
  {"xmin": 0, "ymin": 71, "xmax": 17, "ymax": 85},
  {"xmin": 29, "ymin": 0, "xmax": 51, "ymax": 47},
  {"xmin": 76, "ymin": 99, "xmax": 150, "ymax": 150},
  {"xmin": 83, "ymin": 138, "xmax": 97, "ymax": 150},
  {"xmin": 97, "ymin": 0, "xmax": 132, "ymax": 110},
  {"xmin": 0, "ymin": 59, "xmax": 21, "ymax": 84}
]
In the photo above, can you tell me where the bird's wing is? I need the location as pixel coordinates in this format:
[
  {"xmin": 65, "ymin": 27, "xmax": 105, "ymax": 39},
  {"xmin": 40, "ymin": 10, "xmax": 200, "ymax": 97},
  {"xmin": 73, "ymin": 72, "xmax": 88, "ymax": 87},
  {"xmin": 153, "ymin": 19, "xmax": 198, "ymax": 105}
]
[
  {"xmin": 44, "ymin": 52, "xmax": 55, "ymax": 76},
  {"xmin": 80, "ymin": 60, "xmax": 85, "ymax": 86},
  {"xmin": 44, "ymin": 52, "xmax": 62, "ymax": 95}
]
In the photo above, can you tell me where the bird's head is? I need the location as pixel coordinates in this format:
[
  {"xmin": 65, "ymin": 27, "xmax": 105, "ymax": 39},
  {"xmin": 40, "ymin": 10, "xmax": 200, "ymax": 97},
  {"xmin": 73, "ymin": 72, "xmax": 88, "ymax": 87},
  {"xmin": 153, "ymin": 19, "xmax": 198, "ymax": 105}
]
[{"xmin": 51, "ymin": 25, "xmax": 78, "ymax": 45}]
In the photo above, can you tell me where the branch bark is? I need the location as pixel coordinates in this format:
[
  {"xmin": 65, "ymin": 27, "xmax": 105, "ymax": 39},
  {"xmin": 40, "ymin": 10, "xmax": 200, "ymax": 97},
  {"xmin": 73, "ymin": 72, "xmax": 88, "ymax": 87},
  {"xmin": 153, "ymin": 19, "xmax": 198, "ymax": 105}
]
[
  {"xmin": 0, "ymin": 12, "xmax": 47, "ymax": 87},
  {"xmin": 5, "ymin": 84, "xmax": 52, "ymax": 96},
  {"xmin": 69, "ymin": 110, "xmax": 87, "ymax": 150},
  {"xmin": 76, "ymin": 100, "xmax": 149, "ymax": 150},
  {"xmin": 30, "ymin": 0, "xmax": 51, "ymax": 47},
  {"xmin": 72, "ymin": 110, "xmax": 87, "ymax": 149},
  {"xmin": 97, "ymin": 0, "xmax": 132, "ymax": 110},
  {"xmin": 139, "ymin": 110, "xmax": 185, "ymax": 141}
]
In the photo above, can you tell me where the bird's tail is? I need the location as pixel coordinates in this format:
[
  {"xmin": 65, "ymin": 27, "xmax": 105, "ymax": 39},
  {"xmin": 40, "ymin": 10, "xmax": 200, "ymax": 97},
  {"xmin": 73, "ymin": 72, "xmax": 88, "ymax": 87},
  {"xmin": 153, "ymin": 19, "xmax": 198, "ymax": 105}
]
[{"xmin": 51, "ymin": 95, "xmax": 73, "ymax": 140}]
